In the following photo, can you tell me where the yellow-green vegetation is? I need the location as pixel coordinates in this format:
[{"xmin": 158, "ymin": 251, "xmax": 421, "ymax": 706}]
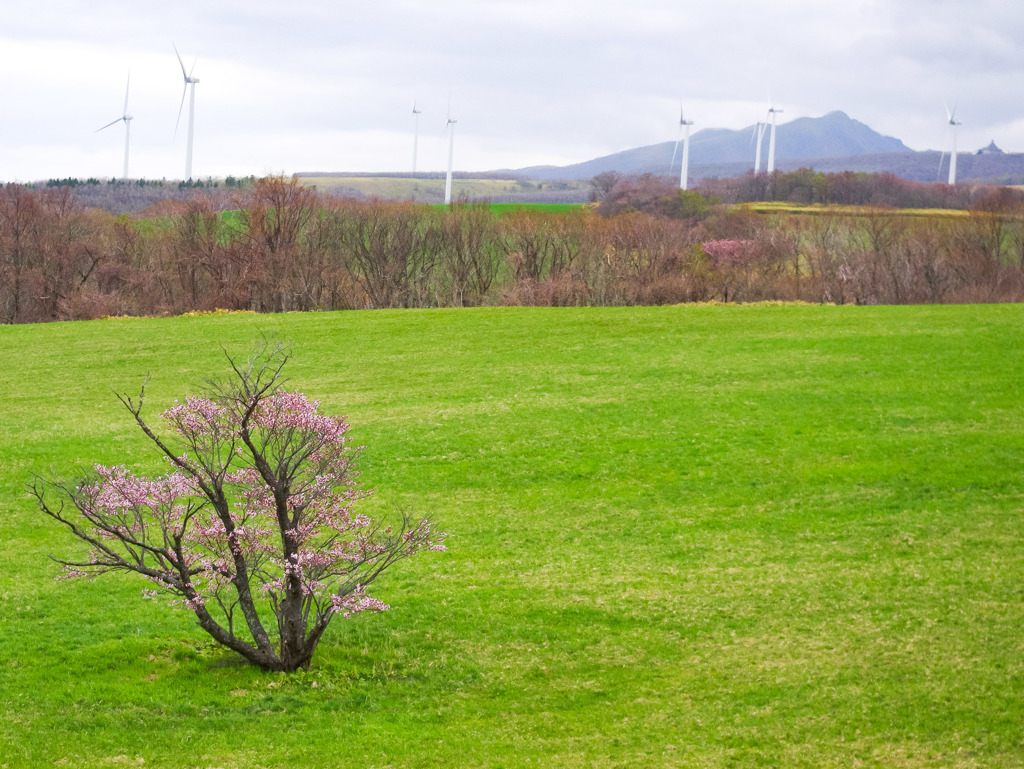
[
  {"xmin": 1, "ymin": 304, "xmax": 1023, "ymax": 767},
  {"xmin": 295, "ymin": 176, "xmax": 588, "ymax": 203},
  {"xmin": 737, "ymin": 201, "xmax": 975, "ymax": 218}
]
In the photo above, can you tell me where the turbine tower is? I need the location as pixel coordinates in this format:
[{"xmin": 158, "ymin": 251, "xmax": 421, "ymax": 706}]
[
  {"xmin": 174, "ymin": 44, "xmax": 200, "ymax": 180},
  {"xmin": 945, "ymin": 104, "xmax": 962, "ymax": 185},
  {"xmin": 767, "ymin": 102, "xmax": 783, "ymax": 173},
  {"xmin": 443, "ymin": 100, "xmax": 456, "ymax": 205},
  {"xmin": 670, "ymin": 104, "xmax": 695, "ymax": 190},
  {"xmin": 96, "ymin": 71, "xmax": 133, "ymax": 179},
  {"xmin": 752, "ymin": 121, "xmax": 767, "ymax": 174},
  {"xmin": 412, "ymin": 100, "xmax": 422, "ymax": 174}
]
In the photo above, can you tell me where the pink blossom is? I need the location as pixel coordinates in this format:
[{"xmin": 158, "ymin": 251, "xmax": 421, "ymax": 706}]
[
  {"xmin": 703, "ymin": 239, "xmax": 756, "ymax": 268},
  {"xmin": 330, "ymin": 586, "xmax": 390, "ymax": 618}
]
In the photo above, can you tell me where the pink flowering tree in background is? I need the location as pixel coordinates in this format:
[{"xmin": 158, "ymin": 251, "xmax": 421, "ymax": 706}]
[
  {"xmin": 32, "ymin": 343, "xmax": 445, "ymax": 672},
  {"xmin": 702, "ymin": 239, "xmax": 756, "ymax": 269}
]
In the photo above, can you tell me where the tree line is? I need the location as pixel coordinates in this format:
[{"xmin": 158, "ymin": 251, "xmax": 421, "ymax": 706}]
[
  {"xmin": 593, "ymin": 168, "xmax": 1023, "ymax": 210},
  {"xmin": 1, "ymin": 175, "xmax": 1022, "ymax": 324}
]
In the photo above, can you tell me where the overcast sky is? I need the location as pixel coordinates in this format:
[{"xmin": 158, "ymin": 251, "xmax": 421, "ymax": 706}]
[{"xmin": 1, "ymin": 0, "xmax": 1022, "ymax": 182}]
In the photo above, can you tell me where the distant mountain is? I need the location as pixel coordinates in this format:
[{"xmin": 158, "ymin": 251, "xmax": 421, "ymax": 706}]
[
  {"xmin": 503, "ymin": 111, "xmax": 1024, "ymax": 185},
  {"xmin": 511, "ymin": 111, "xmax": 909, "ymax": 181}
]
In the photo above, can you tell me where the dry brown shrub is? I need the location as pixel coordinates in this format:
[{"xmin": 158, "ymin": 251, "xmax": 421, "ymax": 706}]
[{"xmin": 500, "ymin": 273, "xmax": 590, "ymax": 307}]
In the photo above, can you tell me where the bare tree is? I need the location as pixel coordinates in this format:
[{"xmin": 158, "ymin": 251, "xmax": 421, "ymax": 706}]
[
  {"xmin": 335, "ymin": 200, "xmax": 436, "ymax": 308},
  {"xmin": 236, "ymin": 178, "xmax": 319, "ymax": 312},
  {"xmin": 433, "ymin": 200, "xmax": 498, "ymax": 306}
]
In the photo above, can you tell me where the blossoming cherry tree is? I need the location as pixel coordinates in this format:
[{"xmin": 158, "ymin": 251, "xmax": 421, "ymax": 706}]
[{"xmin": 33, "ymin": 345, "xmax": 445, "ymax": 672}]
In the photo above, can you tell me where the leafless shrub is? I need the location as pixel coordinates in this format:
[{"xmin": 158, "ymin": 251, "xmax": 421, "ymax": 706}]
[{"xmin": 497, "ymin": 209, "xmax": 585, "ymax": 283}]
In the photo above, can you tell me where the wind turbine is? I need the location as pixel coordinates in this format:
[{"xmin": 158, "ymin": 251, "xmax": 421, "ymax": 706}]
[
  {"xmin": 751, "ymin": 120, "xmax": 767, "ymax": 174},
  {"xmin": 174, "ymin": 44, "xmax": 200, "ymax": 180},
  {"xmin": 412, "ymin": 100, "xmax": 422, "ymax": 174},
  {"xmin": 944, "ymin": 103, "xmax": 962, "ymax": 185},
  {"xmin": 767, "ymin": 101, "xmax": 783, "ymax": 173},
  {"xmin": 96, "ymin": 71, "xmax": 133, "ymax": 179},
  {"xmin": 443, "ymin": 97, "xmax": 456, "ymax": 204},
  {"xmin": 669, "ymin": 104, "xmax": 695, "ymax": 190}
]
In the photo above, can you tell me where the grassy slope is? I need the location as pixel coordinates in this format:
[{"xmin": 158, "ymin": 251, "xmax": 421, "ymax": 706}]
[
  {"xmin": 294, "ymin": 177, "xmax": 588, "ymax": 203},
  {"xmin": 297, "ymin": 176, "xmax": 514, "ymax": 199},
  {"xmin": 0, "ymin": 304, "xmax": 1022, "ymax": 768}
]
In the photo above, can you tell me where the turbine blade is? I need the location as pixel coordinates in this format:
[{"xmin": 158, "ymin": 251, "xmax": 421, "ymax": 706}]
[
  {"xmin": 189, "ymin": 55, "xmax": 198, "ymax": 78},
  {"xmin": 96, "ymin": 118, "xmax": 122, "ymax": 132},
  {"xmin": 174, "ymin": 84, "xmax": 187, "ymax": 139},
  {"xmin": 670, "ymin": 139, "xmax": 680, "ymax": 170},
  {"xmin": 123, "ymin": 70, "xmax": 131, "ymax": 115},
  {"xmin": 173, "ymin": 43, "xmax": 188, "ymax": 79}
]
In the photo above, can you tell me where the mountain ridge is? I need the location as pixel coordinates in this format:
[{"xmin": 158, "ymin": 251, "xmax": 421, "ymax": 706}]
[{"xmin": 501, "ymin": 111, "xmax": 1023, "ymax": 184}]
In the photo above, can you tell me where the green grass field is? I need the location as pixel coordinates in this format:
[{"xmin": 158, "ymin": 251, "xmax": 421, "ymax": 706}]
[
  {"xmin": 1, "ymin": 304, "xmax": 1022, "ymax": 768},
  {"xmin": 455, "ymin": 203, "xmax": 585, "ymax": 215}
]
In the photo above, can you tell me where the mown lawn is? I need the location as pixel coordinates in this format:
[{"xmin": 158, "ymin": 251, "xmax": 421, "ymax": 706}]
[{"xmin": 0, "ymin": 304, "xmax": 1022, "ymax": 768}]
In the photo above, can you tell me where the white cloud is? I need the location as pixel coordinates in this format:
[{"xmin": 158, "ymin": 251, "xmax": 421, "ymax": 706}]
[{"xmin": 0, "ymin": 0, "xmax": 1021, "ymax": 180}]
